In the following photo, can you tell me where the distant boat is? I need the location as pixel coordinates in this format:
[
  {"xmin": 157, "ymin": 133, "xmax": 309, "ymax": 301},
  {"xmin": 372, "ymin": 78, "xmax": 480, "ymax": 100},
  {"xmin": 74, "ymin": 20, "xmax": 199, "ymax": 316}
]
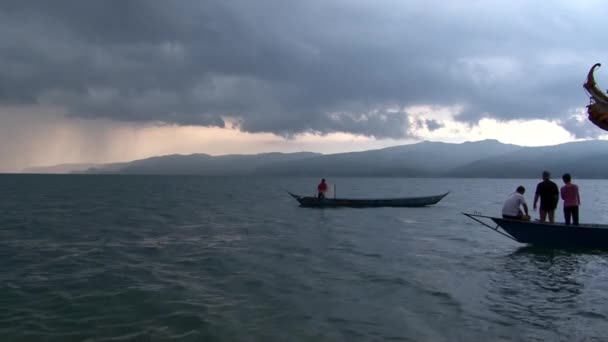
[
  {"xmin": 463, "ymin": 212, "xmax": 608, "ymax": 248},
  {"xmin": 288, "ymin": 191, "xmax": 449, "ymax": 208}
]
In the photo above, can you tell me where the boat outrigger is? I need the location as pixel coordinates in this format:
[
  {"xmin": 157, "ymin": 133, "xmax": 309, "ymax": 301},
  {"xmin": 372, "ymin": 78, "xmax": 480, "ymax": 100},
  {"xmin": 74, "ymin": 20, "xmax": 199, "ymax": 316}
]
[
  {"xmin": 289, "ymin": 191, "xmax": 449, "ymax": 208},
  {"xmin": 463, "ymin": 212, "xmax": 608, "ymax": 248}
]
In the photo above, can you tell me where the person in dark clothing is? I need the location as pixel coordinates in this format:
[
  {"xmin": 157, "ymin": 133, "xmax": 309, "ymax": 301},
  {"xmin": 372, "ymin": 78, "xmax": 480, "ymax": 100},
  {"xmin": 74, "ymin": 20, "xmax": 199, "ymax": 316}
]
[{"xmin": 533, "ymin": 171, "xmax": 559, "ymax": 223}]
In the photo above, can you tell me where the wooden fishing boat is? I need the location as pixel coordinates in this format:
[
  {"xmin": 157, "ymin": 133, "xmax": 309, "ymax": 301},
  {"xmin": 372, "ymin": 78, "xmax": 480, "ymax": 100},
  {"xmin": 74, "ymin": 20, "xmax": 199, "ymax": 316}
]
[
  {"xmin": 288, "ymin": 191, "xmax": 449, "ymax": 208},
  {"xmin": 463, "ymin": 212, "xmax": 608, "ymax": 248}
]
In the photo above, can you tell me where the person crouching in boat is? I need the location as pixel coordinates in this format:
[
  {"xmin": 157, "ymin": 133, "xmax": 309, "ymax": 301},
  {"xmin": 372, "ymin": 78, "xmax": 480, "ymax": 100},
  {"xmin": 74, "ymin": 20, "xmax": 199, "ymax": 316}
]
[
  {"xmin": 317, "ymin": 178, "xmax": 328, "ymax": 200},
  {"xmin": 502, "ymin": 186, "xmax": 531, "ymax": 221}
]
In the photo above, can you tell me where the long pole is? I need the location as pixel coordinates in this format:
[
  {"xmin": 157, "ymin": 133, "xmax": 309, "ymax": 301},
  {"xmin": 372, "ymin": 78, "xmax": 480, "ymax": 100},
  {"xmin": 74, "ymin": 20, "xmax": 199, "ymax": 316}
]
[{"xmin": 334, "ymin": 184, "xmax": 336, "ymax": 199}]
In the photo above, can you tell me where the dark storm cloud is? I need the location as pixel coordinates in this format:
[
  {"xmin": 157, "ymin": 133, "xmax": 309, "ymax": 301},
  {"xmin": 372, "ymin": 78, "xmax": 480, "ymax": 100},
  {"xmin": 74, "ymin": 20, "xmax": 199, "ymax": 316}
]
[
  {"xmin": 425, "ymin": 119, "xmax": 444, "ymax": 132},
  {"xmin": 561, "ymin": 115, "xmax": 603, "ymax": 139},
  {"xmin": 1, "ymin": 0, "xmax": 607, "ymax": 138}
]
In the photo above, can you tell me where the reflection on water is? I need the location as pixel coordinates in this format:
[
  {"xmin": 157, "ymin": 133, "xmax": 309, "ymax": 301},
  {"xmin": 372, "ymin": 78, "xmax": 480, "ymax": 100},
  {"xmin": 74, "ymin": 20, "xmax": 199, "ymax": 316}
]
[{"xmin": 484, "ymin": 247, "xmax": 608, "ymax": 340}]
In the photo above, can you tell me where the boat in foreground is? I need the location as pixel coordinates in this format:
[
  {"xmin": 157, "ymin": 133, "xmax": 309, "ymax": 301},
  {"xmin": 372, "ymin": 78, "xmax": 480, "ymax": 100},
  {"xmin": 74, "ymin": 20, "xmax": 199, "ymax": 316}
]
[
  {"xmin": 463, "ymin": 212, "xmax": 608, "ymax": 248},
  {"xmin": 288, "ymin": 192, "xmax": 449, "ymax": 208}
]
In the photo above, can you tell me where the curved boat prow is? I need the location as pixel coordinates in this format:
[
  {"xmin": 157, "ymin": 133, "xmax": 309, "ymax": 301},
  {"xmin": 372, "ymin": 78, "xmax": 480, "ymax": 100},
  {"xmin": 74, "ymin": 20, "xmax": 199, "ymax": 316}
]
[
  {"xmin": 583, "ymin": 63, "xmax": 601, "ymax": 91},
  {"xmin": 583, "ymin": 63, "xmax": 608, "ymax": 102},
  {"xmin": 286, "ymin": 191, "xmax": 301, "ymax": 199},
  {"xmin": 430, "ymin": 192, "xmax": 449, "ymax": 204},
  {"xmin": 583, "ymin": 63, "xmax": 608, "ymax": 131}
]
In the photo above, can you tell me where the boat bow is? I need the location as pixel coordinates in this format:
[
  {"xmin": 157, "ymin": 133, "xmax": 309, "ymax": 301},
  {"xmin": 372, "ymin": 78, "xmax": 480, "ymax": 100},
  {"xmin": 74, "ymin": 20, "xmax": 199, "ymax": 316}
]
[{"xmin": 583, "ymin": 63, "xmax": 608, "ymax": 131}]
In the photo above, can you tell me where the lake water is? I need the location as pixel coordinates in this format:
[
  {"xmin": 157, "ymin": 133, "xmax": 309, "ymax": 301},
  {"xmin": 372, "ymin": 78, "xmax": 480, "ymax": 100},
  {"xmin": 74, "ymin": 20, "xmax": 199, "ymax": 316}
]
[{"xmin": 1, "ymin": 175, "xmax": 607, "ymax": 341}]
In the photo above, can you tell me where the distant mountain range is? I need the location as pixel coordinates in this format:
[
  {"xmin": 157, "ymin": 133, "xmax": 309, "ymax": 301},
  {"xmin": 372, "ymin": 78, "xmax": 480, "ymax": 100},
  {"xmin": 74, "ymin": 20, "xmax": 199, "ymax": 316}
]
[
  {"xmin": 22, "ymin": 163, "xmax": 103, "ymax": 174},
  {"xmin": 22, "ymin": 139, "xmax": 608, "ymax": 178}
]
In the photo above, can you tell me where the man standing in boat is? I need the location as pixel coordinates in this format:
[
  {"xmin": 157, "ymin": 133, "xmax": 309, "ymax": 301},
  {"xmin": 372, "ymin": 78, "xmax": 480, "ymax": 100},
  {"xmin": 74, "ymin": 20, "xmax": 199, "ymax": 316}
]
[
  {"xmin": 502, "ymin": 186, "xmax": 530, "ymax": 221},
  {"xmin": 533, "ymin": 171, "xmax": 559, "ymax": 223},
  {"xmin": 560, "ymin": 173, "xmax": 580, "ymax": 225},
  {"xmin": 317, "ymin": 178, "xmax": 328, "ymax": 200}
]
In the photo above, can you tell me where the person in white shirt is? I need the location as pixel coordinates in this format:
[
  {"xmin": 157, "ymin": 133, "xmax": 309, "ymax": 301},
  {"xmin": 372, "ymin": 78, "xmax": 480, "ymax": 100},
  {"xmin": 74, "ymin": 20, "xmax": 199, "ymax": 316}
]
[{"xmin": 502, "ymin": 186, "xmax": 530, "ymax": 221}]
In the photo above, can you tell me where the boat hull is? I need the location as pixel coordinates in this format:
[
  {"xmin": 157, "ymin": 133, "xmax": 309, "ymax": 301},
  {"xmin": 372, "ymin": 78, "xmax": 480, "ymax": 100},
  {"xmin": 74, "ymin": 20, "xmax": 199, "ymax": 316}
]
[
  {"xmin": 491, "ymin": 218, "xmax": 608, "ymax": 248},
  {"xmin": 289, "ymin": 192, "xmax": 449, "ymax": 208},
  {"xmin": 464, "ymin": 212, "xmax": 608, "ymax": 248}
]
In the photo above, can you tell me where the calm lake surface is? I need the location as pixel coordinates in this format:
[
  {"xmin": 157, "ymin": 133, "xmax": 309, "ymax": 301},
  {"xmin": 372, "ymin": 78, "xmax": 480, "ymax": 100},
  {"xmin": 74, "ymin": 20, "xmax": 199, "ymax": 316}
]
[{"xmin": 1, "ymin": 175, "xmax": 607, "ymax": 341}]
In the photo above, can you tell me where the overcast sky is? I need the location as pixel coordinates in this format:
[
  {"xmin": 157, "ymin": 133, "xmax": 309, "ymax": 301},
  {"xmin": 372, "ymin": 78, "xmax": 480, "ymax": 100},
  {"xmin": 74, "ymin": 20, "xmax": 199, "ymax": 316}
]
[{"xmin": 2, "ymin": 0, "xmax": 608, "ymax": 171}]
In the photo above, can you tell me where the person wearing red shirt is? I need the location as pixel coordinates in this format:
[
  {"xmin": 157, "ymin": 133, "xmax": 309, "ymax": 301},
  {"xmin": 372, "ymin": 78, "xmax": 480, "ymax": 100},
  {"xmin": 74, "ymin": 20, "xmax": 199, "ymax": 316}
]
[
  {"xmin": 317, "ymin": 179, "xmax": 328, "ymax": 200},
  {"xmin": 560, "ymin": 173, "xmax": 581, "ymax": 225}
]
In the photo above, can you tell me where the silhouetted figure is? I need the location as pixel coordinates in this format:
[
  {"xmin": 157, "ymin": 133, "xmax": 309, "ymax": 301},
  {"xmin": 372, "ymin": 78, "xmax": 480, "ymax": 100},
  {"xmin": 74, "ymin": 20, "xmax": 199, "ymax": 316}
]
[
  {"xmin": 317, "ymin": 178, "xmax": 328, "ymax": 200},
  {"xmin": 502, "ymin": 185, "xmax": 530, "ymax": 221},
  {"xmin": 533, "ymin": 171, "xmax": 559, "ymax": 223},
  {"xmin": 560, "ymin": 173, "xmax": 580, "ymax": 225}
]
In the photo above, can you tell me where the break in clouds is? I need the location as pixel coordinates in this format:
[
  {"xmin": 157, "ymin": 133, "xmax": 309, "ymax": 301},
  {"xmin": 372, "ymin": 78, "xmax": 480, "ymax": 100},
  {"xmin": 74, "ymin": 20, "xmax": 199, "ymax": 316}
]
[{"xmin": 1, "ymin": 0, "xmax": 607, "ymax": 138}]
